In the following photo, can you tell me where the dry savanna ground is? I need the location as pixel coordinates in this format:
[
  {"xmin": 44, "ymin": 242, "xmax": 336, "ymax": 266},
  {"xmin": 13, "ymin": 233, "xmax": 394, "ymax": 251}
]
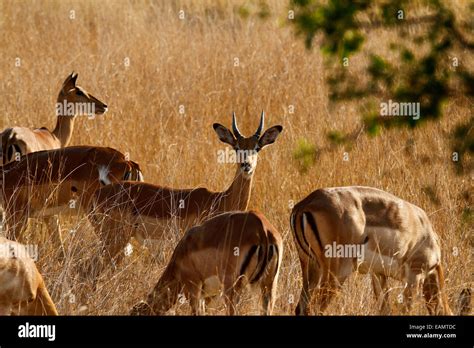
[{"xmin": 0, "ymin": 0, "xmax": 472, "ymax": 315}]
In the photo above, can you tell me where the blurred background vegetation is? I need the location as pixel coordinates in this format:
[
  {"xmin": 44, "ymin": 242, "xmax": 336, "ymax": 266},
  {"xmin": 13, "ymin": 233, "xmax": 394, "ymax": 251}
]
[{"xmin": 242, "ymin": 0, "xmax": 474, "ymax": 174}]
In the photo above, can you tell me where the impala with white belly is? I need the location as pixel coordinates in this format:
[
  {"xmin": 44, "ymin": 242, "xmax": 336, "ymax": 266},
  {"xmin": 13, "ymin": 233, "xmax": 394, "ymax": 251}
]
[{"xmin": 291, "ymin": 186, "xmax": 452, "ymax": 315}]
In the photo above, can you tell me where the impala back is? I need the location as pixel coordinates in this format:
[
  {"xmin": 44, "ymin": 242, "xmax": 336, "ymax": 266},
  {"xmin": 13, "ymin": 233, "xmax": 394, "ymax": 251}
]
[
  {"xmin": 173, "ymin": 211, "xmax": 283, "ymax": 293},
  {"xmin": 1, "ymin": 146, "xmax": 143, "ymax": 217},
  {"xmin": 291, "ymin": 186, "xmax": 441, "ymax": 279},
  {"xmin": 89, "ymin": 181, "xmax": 217, "ymax": 241},
  {"xmin": 1, "ymin": 127, "xmax": 62, "ymax": 166}
]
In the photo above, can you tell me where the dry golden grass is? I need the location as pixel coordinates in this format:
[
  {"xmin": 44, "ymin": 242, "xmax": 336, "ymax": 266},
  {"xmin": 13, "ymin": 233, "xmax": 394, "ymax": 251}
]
[{"xmin": 1, "ymin": 0, "xmax": 472, "ymax": 315}]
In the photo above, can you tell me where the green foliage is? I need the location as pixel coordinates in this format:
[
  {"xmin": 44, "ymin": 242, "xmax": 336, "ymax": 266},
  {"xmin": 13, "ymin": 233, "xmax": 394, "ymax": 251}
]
[
  {"xmin": 293, "ymin": 138, "xmax": 318, "ymax": 173},
  {"xmin": 238, "ymin": 0, "xmax": 270, "ymax": 20},
  {"xmin": 289, "ymin": 0, "xmax": 473, "ymax": 171},
  {"xmin": 327, "ymin": 130, "xmax": 348, "ymax": 145}
]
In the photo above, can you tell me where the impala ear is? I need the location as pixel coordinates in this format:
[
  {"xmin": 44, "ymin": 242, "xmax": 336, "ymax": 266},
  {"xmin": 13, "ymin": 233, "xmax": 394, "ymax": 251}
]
[
  {"xmin": 213, "ymin": 123, "xmax": 237, "ymax": 147},
  {"xmin": 258, "ymin": 125, "xmax": 283, "ymax": 149},
  {"xmin": 62, "ymin": 72, "xmax": 78, "ymax": 90},
  {"xmin": 71, "ymin": 72, "xmax": 78, "ymax": 85}
]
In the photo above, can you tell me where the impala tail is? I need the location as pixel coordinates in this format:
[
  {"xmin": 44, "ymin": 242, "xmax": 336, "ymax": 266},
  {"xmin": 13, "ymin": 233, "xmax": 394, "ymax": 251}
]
[
  {"xmin": 126, "ymin": 161, "xmax": 144, "ymax": 182},
  {"xmin": 1, "ymin": 128, "xmax": 25, "ymax": 165},
  {"xmin": 240, "ymin": 236, "xmax": 281, "ymax": 285},
  {"xmin": 99, "ymin": 155, "xmax": 144, "ymax": 185},
  {"xmin": 291, "ymin": 209, "xmax": 325, "ymax": 265},
  {"xmin": 238, "ymin": 233, "xmax": 282, "ymax": 315}
]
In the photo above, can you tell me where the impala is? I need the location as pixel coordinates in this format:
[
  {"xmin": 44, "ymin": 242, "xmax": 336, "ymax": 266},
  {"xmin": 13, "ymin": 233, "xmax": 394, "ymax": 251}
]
[
  {"xmin": 290, "ymin": 186, "xmax": 452, "ymax": 315},
  {"xmin": 1, "ymin": 72, "xmax": 108, "ymax": 165},
  {"xmin": 1, "ymin": 146, "xmax": 143, "ymax": 248},
  {"xmin": 130, "ymin": 210, "xmax": 283, "ymax": 315},
  {"xmin": 0, "ymin": 237, "xmax": 58, "ymax": 315},
  {"xmin": 86, "ymin": 112, "xmax": 282, "ymax": 279}
]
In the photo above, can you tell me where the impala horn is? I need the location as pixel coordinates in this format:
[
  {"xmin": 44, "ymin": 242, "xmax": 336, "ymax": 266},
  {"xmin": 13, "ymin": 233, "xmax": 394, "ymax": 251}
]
[
  {"xmin": 232, "ymin": 112, "xmax": 243, "ymax": 139},
  {"xmin": 254, "ymin": 111, "xmax": 265, "ymax": 138}
]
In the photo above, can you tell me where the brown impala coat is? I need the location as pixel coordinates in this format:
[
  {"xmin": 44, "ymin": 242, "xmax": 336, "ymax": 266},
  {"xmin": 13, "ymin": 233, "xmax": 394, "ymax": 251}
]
[
  {"xmin": 0, "ymin": 237, "xmax": 58, "ymax": 315},
  {"xmin": 1, "ymin": 146, "xmax": 142, "ymax": 241},
  {"xmin": 291, "ymin": 186, "xmax": 452, "ymax": 315},
  {"xmin": 86, "ymin": 113, "xmax": 282, "ymax": 280},
  {"xmin": 1, "ymin": 72, "xmax": 107, "ymax": 165},
  {"xmin": 130, "ymin": 211, "xmax": 283, "ymax": 315}
]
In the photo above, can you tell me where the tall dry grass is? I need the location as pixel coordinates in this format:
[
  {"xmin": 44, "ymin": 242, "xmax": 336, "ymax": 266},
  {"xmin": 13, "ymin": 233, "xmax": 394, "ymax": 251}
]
[{"xmin": 0, "ymin": 0, "xmax": 472, "ymax": 315}]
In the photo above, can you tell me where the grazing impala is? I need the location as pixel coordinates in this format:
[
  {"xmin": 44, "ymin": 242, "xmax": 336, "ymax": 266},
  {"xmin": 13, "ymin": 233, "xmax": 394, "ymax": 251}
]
[
  {"xmin": 130, "ymin": 211, "xmax": 283, "ymax": 315},
  {"xmin": 1, "ymin": 146, "xmax": 143, "ymax": 247},
  {"xmin": 1, "ymin": 72, "xmax": 108, "ymax": 165},
  {"xmin": 290, "ymin": 186, "xmax": 452, "ymax": 315},
  {"xmin": 0, "ymin": 237, "xmax": 58, "ymax": 315},
  {"xmin": 86, "ymin": 112, "xmax": 282, "ymax": 278}
]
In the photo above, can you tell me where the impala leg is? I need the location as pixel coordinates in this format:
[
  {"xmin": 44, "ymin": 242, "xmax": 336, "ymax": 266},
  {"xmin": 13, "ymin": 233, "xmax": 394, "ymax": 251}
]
[
  {"xmin": 44, "ymin": 216, "xmax": 65, "ymax": 259},
  {"xmin": 0, "ymin": 302, "xmax": 12, "ymax": 315},
  {"xmin": 223, "ymin": 276, "xmax": 243, "ymax": 316},
  {"xmin": 423, "ymin": 265, "xmax": 452, "ymax": 315},
  {"xmin": 372, "ymin": 273, "xmax": 391, "ymax": 315},
  {"xmin": 130, "ymin": 301, "xmax": 154, "ymax": 316},
  {"xmin": 145, "ymin": 280, "xmax": 179, "ymax": 315},
  {"xmin": 188, "ymin": 283, "xmax": 203, "ymax": 316},
  {"xmin": 0, "ymin": 207, "xmax": 5, "ymax": 237},
  {"xmin": 259, "ymin": 246, "xmax": 280, "ymax": 315},
  {"xmin": 262, "ymin": 274, "xmax": 280, "ymax": 315},
  {"xmin": 224, "ymin": 289, "xmax": 240, "ymax": 316},
  {"xmin": 261, "ymin": 280, "xmax": 276, "ymax": 316},
  {"xmin": 88, "ymin": 212, "xmax": 133, "ymax": 282},
  {"xmin": 5, "ymin": 207, "xmax": 28, "ymax": 242},
  {"xmin": 295, "ymin": 258, "xmax": 320, "ymax": 316},
  {"xmin": 314, "ymin": 272, "xmax": 340, "ymax": 314},
  {"xmin": 402, "ymin": 271, "xmax": 422, "ymax": 315}
]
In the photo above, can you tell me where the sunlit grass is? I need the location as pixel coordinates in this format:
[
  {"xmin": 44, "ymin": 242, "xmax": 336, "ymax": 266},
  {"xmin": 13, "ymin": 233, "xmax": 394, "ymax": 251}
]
[{"xmin": 0, "ymin": 0, "xmax": 471, "ymax": 315}]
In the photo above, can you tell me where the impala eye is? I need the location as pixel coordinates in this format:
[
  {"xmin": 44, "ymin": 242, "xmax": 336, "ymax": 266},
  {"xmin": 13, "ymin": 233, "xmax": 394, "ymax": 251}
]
[{"xmin": 76, "ymin": 90, "xmax": 84, "ymax": 96}]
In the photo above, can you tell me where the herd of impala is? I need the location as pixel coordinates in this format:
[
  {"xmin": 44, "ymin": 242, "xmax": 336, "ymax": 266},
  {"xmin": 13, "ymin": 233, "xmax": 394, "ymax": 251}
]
[{"xmin": 0, "ymin": 73, "xmax": 456, "ymax": 316}]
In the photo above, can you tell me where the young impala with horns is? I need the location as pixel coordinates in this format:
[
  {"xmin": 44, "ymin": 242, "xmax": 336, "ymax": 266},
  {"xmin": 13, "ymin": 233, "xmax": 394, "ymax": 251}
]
[
  {"xmin": 1, "ymin": 72, "xmax": 108, "ymax": 165},
  {"xmin": 85, "ymin": 112, "xmax": 283, "ymax": 280},
  {"xmin": 290, "ymin": 186, "xmax": 452, "ymax": 315}
]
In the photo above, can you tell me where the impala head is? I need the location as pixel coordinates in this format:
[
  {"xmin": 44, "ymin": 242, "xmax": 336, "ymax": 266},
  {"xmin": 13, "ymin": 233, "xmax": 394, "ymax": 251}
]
[
  {"xmin": 213, "ymin": 112, "xmax": 283, "ymax": 177},
  {"xmin": 56, "ymin": 72, "xmax": 108, "ymax": 117}
]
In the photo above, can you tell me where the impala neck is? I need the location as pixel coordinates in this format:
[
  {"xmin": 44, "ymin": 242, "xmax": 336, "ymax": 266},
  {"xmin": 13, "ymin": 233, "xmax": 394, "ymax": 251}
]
[
  {"xmin": 52, "ymin": 115, "xmax": 75, "ymax": 147},
  {"xmin": 222, "ymin": 166, "xmax": 254, "ymax": 211}
]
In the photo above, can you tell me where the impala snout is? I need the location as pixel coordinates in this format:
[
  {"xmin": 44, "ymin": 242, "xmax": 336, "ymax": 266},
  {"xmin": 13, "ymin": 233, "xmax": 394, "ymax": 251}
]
[
  {"xmin": 237, "ymin": 149, "xmax": 257, "ymax": 176},
  {"xmin": 91, "ymin": 96, "xmax": 108, "ymax": 115},
  {"xmin": 242, "ymin": 162, "xmax": 252, "ymax": 173}
]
